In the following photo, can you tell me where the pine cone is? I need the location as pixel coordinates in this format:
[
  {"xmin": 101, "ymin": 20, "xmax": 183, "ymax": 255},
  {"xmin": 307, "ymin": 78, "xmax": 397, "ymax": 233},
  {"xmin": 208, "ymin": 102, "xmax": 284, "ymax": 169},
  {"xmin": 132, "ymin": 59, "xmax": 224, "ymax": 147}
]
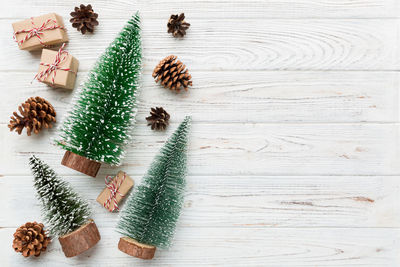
[
  {"xmin": 70, "ymin": 4, "xmax": 99, "ymax": 34},
  {"xmin": 153, "ymin": 55, "xmax": 192, "ymax": 92},
  {"xmin": 146, "ymin": 107, "xmax": 170, "ymax": 131},
  {"xmin": 12, "ymin": 222, "xmax": 50, "ymax": 257},
  {"xmin": 167, "ymin": 13, "xmax": 190, "ymax": 37},
  {"xmin": 8, "ymin": 96, "xmax": 56, "ymax": 136}
]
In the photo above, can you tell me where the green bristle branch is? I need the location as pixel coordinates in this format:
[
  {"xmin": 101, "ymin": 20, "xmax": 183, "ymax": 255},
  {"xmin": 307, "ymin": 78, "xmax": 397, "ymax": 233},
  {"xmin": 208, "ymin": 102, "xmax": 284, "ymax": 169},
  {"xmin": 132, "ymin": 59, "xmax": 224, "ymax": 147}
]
[
  {"xmin": 55, "ymin": 12, "xmax": 142, "ymax": 165},
  {"xmin": 29, "ymin": 155, "xmax": 91, "ymax": 237},
  {"xmin": 117, "ymin": 116, "xmax": 191, "ymax": 248}
]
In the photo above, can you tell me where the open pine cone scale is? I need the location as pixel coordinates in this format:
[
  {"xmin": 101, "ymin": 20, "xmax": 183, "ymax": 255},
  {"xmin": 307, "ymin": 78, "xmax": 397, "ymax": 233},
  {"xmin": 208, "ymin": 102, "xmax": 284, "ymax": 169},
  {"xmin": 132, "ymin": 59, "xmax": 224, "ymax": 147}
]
[
  {"xmin": 153, "ymin": 55, "xmax": 192, "ymax": 92},
  {"xmin": 70, "ymin": 4, "xmax": 99, "ymax": 34},
  {"xmin": 12, "ymin": 222, "xmax": 50, "ymax": 257},
  {"xmin": 8, "ymin": 96, "xmax": 56, "ymax": 136},
  {"xmin": 146, "ymin": 107, "xmax": 170, "ymax": 131},
  {"xmin": 168, "ymin": 13, "xmax": 190, "ymax": 37}
]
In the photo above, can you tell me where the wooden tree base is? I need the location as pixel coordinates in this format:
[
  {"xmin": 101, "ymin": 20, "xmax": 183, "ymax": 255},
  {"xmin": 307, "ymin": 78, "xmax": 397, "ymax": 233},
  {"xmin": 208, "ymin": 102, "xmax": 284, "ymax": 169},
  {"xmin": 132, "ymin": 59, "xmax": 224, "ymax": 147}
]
[
  {"xmin": 118, "ymin": 237, "xmax": 156, "ymax": 260},
  {"xmin": 61, "ymin": 150, "xmax": 101, "ymax": 177},
  {"xmin": 59, "ymin": 220, "xmax": 101, "ymax": 257}
]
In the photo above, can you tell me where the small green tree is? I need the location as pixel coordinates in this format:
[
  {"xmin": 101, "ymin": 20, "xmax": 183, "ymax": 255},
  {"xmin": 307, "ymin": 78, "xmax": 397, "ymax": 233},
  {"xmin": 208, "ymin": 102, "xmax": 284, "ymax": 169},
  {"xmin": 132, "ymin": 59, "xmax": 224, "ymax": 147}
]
[
  {"xmin": 55, "ymin": 12, "xmax": 142, "ymax": 165},
  {"xmin": 117, "ymin": 116, "xmax": 191, "ymax": 248},
  {"xmin": 29, "ymin": 155, "xmax": 91, "ymax": 237}
]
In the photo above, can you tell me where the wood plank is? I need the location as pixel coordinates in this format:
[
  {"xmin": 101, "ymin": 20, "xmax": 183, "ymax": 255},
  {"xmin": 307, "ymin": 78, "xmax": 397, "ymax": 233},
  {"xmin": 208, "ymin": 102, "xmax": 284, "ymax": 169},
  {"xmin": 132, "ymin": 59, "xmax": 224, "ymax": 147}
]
[
  {"xmin": 1, "ymin": 227, "xmax": 399, "ymax": 266},
  {"xmin": 1, "ymin": 71, "xmax": 399, "ymax": 124},
  {"xmin": 1, "ymin": 0, "xmax": 399, "ymax": 19},
  {"xmin": 1, "ymin": 123, "xmax": 399, "ymax": 176},
  {"xmin": 2, "ymin": 175, "xmax": 399, "ymax": 228},
  {"xmin": 3, "ymin": 1, "xmax": 400, "ymax": 266},
  {"xmin": 2, "ymin": 18, "xmax": 399, "ymax": 71}
]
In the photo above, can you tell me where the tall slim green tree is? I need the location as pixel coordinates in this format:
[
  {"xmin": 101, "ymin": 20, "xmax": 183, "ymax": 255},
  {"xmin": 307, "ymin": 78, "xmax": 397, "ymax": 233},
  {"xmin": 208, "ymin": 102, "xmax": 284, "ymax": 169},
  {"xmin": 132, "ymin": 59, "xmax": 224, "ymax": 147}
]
[
  {"xmin": 55, "ymin": 12, "xmax": 142, "ymax": 176},
  {"xmin": 29, "ymin": 155, "xmax": 91, "ymax": 237},
  {"xmin": 29, "ymin": 155, "xmax": 101, "ymax": 257},
  {"xmin": 117, "ymin": 116, "xmax": 191, "ymax": 259}
]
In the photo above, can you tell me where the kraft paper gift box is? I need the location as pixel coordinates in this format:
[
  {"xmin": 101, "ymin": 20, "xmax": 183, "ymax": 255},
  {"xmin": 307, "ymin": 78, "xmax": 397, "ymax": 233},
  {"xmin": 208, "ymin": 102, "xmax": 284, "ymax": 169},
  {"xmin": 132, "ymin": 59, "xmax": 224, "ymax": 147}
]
[
  {"xmin": 12, "ymin": 13, "xmax": 68, "ymax": 51},
  {"xmin": 36, "ymin": 48, "xmax": 79, "ymax": 90},
  {"xmin": 96, "ymin": 171, "xmax": 134, "ymax": 212}
]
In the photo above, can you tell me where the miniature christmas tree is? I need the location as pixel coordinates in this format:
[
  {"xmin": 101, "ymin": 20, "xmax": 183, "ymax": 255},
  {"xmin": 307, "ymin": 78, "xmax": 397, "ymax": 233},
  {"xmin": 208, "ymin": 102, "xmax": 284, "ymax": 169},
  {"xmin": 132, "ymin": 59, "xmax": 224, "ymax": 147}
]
[
  {"xmin": 55, "ymin": 12, "xmax": 142, "ymax": 177},
  {"xmin": 29, "ymin": 155, "xmax": 100, "ymax": 257},
  {"xmin": 117, "ymin": 116, "xmax": 191, "ymax": 259}
]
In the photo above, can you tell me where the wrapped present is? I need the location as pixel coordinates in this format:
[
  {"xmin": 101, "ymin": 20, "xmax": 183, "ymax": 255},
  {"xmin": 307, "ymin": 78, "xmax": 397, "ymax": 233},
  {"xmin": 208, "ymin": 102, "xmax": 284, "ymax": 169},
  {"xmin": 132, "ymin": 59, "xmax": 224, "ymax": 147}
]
[
  {"xmin": 96, "ymin": 171, "xmax": 134, "ymax": 212},
  {"xmin": 34, "ymin": 44, "xmax": 79, "ymax": 89},
  {"xmin": 12, "ymin": 13, "xmax": 68, "ymax": 51}
]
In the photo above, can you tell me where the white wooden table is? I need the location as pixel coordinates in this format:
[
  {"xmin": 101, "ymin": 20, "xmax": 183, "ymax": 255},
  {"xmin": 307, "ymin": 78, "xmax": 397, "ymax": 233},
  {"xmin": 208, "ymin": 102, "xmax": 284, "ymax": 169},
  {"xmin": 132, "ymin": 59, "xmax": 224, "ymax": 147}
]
[{"xmin": 1, "ymin": 1, "xmax": 400, "ymax": 266}]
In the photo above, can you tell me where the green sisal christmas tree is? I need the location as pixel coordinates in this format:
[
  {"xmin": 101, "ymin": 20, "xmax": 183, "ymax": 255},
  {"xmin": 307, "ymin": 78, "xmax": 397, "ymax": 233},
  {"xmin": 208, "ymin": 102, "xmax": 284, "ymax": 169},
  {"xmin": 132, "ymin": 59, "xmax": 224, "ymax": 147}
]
[
  {"xmin": 117, "ymin": 116, "xmax": 191, "ymax": 259},
  {"xmin": 29, "ymin": 155, "xmax": 100, "ymax": 257},
  {"xmin": 56, "ymin": 12, "xmax": 142, "ymax": 177}
]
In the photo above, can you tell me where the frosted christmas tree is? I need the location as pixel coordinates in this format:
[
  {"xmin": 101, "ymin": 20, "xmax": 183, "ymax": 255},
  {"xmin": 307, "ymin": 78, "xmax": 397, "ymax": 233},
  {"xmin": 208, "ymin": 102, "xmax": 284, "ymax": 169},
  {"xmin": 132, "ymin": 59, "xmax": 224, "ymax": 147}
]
[
  {"xmin": 117, "ymin": 116, "xmax": 191, "ymax": 259},
  {"xmin": 29, "ymin": 155, "xmax": 100, "ymax": 257},
  {"xmin": 56, "ymin": 13, "xmax": 142, "ymax": 177}
]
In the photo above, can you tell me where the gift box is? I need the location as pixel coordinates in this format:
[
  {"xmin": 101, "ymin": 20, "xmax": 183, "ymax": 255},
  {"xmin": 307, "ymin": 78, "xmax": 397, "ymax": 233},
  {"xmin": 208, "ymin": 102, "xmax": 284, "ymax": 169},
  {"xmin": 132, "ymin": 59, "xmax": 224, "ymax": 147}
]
[
  {"xmin": 96, "ymin": 171, "xmax": 134, "ymax": 212},
  {"xmin": 35, "ymin": 45, "xmax": 79, "ymax": 89},
  {"xmin": 12, "ymin": 13, "xmax": 68, "ymax": 51}
]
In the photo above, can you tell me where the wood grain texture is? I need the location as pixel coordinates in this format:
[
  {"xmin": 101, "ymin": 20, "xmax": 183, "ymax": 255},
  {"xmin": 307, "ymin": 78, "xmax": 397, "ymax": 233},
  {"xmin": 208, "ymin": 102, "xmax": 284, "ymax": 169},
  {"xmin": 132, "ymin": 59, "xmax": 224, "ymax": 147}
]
[
  {"xmin": 1, "ymin": 18, "xmax": 399, "ymax": 71},
  {"xmin": 61, "ymin": 151, "xmax": 101, "ymax": 177},
  {"xmin": 1, "ymin": 0, "xmax": 400, "ymax": 266},
  {"xmin": 1, "ymin": 227, "xmax": 399, "ymax": 266},
  {"xmin": 1, "ymin": 71, "xmax": 399, "ymax": 124},
  {"xmin": 118, "ymin": 237, "xmax": 156, "ymax": 259},
  {"xmin": 1, "ymin": 123, "xmax": 399, "ymax": 176},
  {"xmin": 1, "ymin": 175, "xmax": 399, "ymax": 228},
  {"xmin": 1, "ymin": 0, "xmax": 399, "ymax": 19},
  {"xmin": 58, "ymin": 220, "xmax": 101, "ymax": 258}
]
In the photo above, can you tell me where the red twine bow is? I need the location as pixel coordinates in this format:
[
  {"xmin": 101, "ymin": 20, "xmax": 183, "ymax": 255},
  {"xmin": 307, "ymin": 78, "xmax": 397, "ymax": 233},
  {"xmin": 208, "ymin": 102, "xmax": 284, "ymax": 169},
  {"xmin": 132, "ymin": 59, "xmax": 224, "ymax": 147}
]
[
  {"xmin": 13, "ymin": 17, "xmax": 65, "ymax": 46},
  {"xmin": 33, "ymin": 43, "xmax": 76, "ymax": 85},
  {"xmin": 104, "ymin": 173, "xmax": 126, "ymax": 212}
]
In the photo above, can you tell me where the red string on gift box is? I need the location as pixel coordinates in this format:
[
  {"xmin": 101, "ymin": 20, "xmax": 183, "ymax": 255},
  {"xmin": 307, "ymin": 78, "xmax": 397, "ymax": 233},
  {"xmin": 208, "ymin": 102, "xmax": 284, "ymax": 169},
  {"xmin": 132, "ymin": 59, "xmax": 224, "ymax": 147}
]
[
  {"xmin": 104, "ymin": 173, "xmax": 127, "ymax": 212},
  {"xmin": 33, "ymin": 43, "xmax": 76, "ymax": 85},
  {"xmin": 13, "ymin": 17, "xmax": 65, "ymax": 46}
]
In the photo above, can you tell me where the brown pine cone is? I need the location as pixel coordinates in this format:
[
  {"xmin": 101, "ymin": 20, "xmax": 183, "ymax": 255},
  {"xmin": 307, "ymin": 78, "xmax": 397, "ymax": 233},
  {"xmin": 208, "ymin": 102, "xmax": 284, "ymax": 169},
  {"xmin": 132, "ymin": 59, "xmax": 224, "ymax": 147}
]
[
  {"xmin": 8, "ymin": 96, "xmax": 56, "ymax": 136},
  {"xmin": 12, "ymin": 222, "xmax": 50, "ymax": 257},
  {"xmin": 70, "ymin": 4, "xmax": 99, "ymax": 34},
  {"xmin": 153, "ymin": 55, "xmax": 192, "ymax": 92},
  {"xmin": 146, "ymin": 107, "xmax": 170, "ymax": 131},
  {"xmin": 167, "ymin": 13, "xmax": 190, "ymax": 37}
]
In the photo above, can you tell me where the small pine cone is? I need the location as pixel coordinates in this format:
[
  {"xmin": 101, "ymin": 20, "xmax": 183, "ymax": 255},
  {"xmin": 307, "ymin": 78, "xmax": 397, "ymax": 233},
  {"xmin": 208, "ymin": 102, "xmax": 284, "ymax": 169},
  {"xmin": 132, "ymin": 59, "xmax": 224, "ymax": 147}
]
[
  {"xmin": 8, "ymin": 96, "xmax": 56, "ymax": 136},
  {"xmin": 146, "ymin": 107, "xmax": 170, "ymax": 131},
  {"xmin": 12, "ymin": 222, "xmax": 50, "ymax": 257},
  {"xmin": 167, "ymin": 13, "xmax": 190, "ymax": 37},
  {"xmin": 153, "ymin": 55, "xmax": 192, "ymax": 92},
  {"xmin": 70, "ymin": 4, "xmax": 99, "ymax": 34}
]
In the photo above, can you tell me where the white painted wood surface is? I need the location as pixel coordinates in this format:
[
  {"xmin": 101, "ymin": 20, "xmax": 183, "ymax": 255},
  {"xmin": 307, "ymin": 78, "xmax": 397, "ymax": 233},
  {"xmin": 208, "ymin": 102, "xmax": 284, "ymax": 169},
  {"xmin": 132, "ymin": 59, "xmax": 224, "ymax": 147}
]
[{"xmin": 1, "ymin": 1, "xmax": 399, "ymax": 266}]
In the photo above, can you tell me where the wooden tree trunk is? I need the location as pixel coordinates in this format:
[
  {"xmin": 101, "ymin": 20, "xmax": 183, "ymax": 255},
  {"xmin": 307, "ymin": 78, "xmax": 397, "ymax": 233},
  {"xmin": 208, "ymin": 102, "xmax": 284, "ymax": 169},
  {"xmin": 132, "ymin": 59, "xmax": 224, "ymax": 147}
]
[
  {"xmin": 61, "ymin": 150, "xmax": 101, "ymax": 177},
  {"xmin": 59, "ymin": 220, "xmax": 101, "ymax": 257},
  {"xmin": 118, "ymin": 237, "xmax": 156, "ymax": 259}
]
